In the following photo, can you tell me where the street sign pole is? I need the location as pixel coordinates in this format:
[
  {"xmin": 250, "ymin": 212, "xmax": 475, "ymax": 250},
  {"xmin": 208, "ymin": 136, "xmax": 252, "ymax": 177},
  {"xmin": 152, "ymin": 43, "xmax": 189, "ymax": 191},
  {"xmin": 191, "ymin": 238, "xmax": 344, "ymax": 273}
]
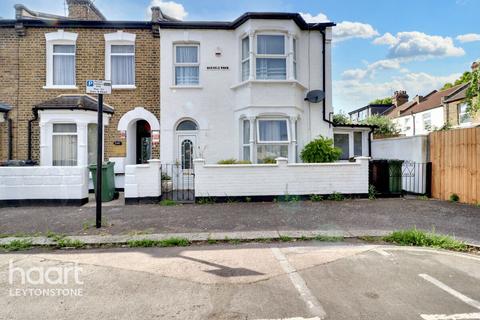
[
  {"xmin": 86, "ymin": 80, "xmax": 111, "ymax": 229},
  {"xmin": 96, "ymin": 93, "xmax": 103, "ymax": 229}
]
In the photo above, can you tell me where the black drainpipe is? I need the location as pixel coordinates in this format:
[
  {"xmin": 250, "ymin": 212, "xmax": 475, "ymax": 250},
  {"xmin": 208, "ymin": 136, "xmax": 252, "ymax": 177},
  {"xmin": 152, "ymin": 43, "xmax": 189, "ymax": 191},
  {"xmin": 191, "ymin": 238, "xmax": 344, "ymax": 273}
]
[
  {"xmin": 27, "ymin": 108, "xmax": 38, "ymax": 161},
  {"xmin": 368, "ymin": 128, "xmax": 374, "ymax": 158},
  {"xmin": 8, "ymin": 117, "xmax": 13, "ymax": 160},
  {"xmin": 319, "ymin": 29, "xmax": 335, "ymax": 127}
]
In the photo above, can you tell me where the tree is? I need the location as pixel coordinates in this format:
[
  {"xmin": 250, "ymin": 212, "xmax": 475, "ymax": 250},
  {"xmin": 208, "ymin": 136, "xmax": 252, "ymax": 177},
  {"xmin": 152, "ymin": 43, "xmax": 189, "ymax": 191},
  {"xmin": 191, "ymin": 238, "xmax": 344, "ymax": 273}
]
[
  {"xmin": 332, "ymin": 112, "xmax": 351, "ymax": 125},
  {"xmin": 360, "ymin": 115, "xmax": 399, "ymax": 137},
  {"xmin": 466, "ymin": 68, "xmax": 480, "ymax": 115},
  {"xmin": 369, "ymin": 97, "xmax": 392, "ymax": 105},
  {"xmin": 300, "ymin": 136, "xmax": 341, "ymax": 163},
  {"xmin": 441, "ymin": 71, "xmax": 472, "ymax": 91}
]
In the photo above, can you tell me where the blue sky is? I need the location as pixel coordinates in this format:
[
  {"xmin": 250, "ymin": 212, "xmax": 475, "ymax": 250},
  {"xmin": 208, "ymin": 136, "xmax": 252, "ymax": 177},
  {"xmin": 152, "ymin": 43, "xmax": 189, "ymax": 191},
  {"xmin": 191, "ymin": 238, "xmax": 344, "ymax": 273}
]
[{"xmin": 1, "ymin": 0, "xmax": 479, "ymax": 112}]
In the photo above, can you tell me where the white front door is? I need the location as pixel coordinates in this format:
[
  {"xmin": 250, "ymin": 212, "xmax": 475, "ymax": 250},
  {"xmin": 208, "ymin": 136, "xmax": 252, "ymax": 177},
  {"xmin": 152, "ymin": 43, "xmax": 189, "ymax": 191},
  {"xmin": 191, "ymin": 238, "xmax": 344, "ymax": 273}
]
[{"xmin": 177, "ymin": 134, "xmax": 196, "ymax": 171}]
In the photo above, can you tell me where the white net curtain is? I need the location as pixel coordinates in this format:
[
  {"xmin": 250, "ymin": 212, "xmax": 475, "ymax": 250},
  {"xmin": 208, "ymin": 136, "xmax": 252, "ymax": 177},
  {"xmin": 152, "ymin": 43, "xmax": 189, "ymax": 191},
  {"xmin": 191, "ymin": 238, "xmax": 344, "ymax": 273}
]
[
  {"xmin": 111, "ymin": 45, "xmax": 135, "ymax": 85},
  {"xmin": 53, "ymin": 45, "xmax": 75, "ymax": 85}
]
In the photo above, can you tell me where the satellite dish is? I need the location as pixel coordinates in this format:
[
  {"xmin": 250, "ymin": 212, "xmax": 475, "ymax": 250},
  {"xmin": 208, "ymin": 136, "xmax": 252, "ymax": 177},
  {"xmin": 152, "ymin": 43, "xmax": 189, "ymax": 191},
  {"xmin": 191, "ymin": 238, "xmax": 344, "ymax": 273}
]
[{"xmin": 304, "ymin": 90, "xmax": 325, "ymax": 103}]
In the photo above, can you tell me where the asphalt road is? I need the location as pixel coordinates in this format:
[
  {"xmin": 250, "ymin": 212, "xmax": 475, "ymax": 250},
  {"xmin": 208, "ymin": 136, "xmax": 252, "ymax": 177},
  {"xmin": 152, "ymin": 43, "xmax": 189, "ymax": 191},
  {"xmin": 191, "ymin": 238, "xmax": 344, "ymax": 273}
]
[
  {"xmin": 1, "ymin": 198, "xmax": 480, "ymax": 244},
  {"xmin": 1, "ymin": 242, "xmax": 480, "ymax": 319}
]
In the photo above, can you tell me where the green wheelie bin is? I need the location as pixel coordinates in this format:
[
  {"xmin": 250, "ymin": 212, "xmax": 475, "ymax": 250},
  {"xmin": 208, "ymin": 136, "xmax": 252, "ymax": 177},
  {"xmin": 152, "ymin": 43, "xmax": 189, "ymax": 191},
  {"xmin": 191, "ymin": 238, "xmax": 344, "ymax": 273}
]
[{"xmin": 89, "ymin": 161, "xmax": 116, "ymax": 202}]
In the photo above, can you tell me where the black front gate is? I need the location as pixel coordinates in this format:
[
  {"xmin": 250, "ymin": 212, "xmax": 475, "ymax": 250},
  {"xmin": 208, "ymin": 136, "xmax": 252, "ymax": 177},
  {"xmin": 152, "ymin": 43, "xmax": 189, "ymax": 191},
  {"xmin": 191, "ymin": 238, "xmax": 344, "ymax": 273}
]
[
  {"xmin": 161, "ymin": 163, "xmax": 195, "ymax": 202},
  {"xmin": 369, "ymin": 160, "xmax": 432, "ymax": 196}
]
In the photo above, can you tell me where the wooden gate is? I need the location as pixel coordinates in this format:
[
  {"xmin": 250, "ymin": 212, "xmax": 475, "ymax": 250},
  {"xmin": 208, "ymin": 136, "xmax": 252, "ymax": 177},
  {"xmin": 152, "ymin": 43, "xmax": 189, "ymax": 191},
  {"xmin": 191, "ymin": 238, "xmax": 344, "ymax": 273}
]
[{"xmin": 430, "ymin": 127, "xmax": 480, "ymax": 204}]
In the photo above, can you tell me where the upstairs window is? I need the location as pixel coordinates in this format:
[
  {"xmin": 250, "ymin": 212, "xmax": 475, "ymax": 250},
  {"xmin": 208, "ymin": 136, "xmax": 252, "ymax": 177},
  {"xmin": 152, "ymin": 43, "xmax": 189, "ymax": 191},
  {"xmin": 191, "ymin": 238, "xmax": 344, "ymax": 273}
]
[
  {"xmin": 292, "ymin": 38, "xmax": 297, "ymax": 79},
  {"xmin": 110, "ymin": 45, "xmax": 135, "ymax": 86},
  {"xmin": 422, "ymin": 112, "xmax": 432, "ymax": 131},
  {"xmin": 52, "ymin": 45, "xmax": 75, "ymax": 86},
  {"xmin": 104, "ymin": 31, "xmax": 136, "ymax": 88},
  {"xmin": 241, "ymin": 37, "xmax": 250, "ymax": 81},
  {"xmin": 175, "ymin": 45, "xmax": 199, "ymax": 86},
  {"xmin": 45, "ymin": 30, "xmax": 78, "ymax": 88},
  {"xmin": 256, "ymin": 35, "xmax": 286, "ymax": 80}
]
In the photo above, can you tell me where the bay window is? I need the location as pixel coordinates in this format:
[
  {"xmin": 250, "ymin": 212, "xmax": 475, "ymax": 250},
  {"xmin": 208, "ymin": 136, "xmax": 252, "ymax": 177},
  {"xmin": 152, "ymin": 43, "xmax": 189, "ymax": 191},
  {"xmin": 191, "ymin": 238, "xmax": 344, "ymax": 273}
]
[
  {"xmin": 110, "ymin": 45, "xmax": 135, "ymax": 86},
  {"xmin": 241, "ymin": 37, "xmax": 250, "ymax": 81},
  {"xmin": 256, "ymin": 35, "xmax": 286, "ymax": 80},
  {"xmin": 87, "ymin": 123, "xmax": 98, "ymax": 165},
  {"xmin": 256, "ymin": 119, "xmax": 289, "ymax": 162},
  {"xmin": 293, "ymin": 38, "xmax": 297, "ymax": 79},
  {"xmin": 242, "ymin": 120, "xmax": 250, "ymax": 161},
  {"xmin": 52, "ymin": 124, "xmax": 77, "ymax": 166},
  {"xmin": 175, "ymin": 45, "xmax": 199, "ymax": 86}
]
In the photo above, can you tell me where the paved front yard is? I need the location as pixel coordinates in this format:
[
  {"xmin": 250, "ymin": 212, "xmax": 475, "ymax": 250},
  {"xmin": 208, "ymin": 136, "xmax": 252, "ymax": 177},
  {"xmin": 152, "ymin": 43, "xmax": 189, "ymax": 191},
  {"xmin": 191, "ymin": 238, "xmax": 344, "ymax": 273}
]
[{"xmin": 1, "ymin": 198, "xmax": 479, "ymax": 243}]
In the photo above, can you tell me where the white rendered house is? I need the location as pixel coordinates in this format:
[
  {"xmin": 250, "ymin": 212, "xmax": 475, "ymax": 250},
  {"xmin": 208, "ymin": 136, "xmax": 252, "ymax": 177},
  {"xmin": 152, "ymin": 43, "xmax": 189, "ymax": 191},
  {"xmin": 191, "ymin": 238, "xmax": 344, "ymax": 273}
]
[{"xmin": 158, "ymin": 13, "xmax": 348, "ymax": 165}]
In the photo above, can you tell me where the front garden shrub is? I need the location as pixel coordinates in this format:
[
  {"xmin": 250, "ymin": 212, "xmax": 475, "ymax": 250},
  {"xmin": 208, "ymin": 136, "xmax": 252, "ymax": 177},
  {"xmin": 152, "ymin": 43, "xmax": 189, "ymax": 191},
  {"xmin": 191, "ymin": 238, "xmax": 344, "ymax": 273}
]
[
  {"xmin": 259, "ymin": 157, "xmax": 276, "ymax": 164},
  {"xmin": 217, "ymin": 159, "xmax": 252, "ymax": 164},
  {"xmin": 300, "ymin": 136, "xmax": 341, "ymax": 163},
  {"xmin": 449, "ymin": 193, "xmax": 460, "ymax": 202}
]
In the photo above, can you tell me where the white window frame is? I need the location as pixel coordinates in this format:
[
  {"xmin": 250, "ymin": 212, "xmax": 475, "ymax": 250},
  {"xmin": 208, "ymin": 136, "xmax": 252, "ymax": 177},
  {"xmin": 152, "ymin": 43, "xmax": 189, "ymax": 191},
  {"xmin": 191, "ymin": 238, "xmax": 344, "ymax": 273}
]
[
  {"xmin": 44, "ymin": 30, "xmax": 78, "ymax": 89},
  {"xmin": 256, "ymin": 118, "xmax": 290, "ymax": 144},
  {"xmin": 242, "ymin": 119, "xmax": 251, "ymax": 161},
  {"xmin": 173, "ymin": 43, "xmax": 200, "ymax": 86},
  {"xmin": 241, "ymin": 36, "xmax": 250, "ymax": 82},
  {"xmin": 292, "ymin": 37, "xmax": 297, "ymax": 80},
  {"xmin": 422, "ymin": 112, "xmax": 432, "ymax": 130},
  {"xmin": 255, "ymin": 33, "xmax": 287, "ymax": 80},
  {"xmin": 104, "ymin": 31, "xmax": 136, "ymax": 89},
  {"xmin": 458, "ymin": 103, "xmax": 471, "ymax": 125},
  {"xmin": 52, "ymin": 123, "xmax": 78, "ymax": 166}
]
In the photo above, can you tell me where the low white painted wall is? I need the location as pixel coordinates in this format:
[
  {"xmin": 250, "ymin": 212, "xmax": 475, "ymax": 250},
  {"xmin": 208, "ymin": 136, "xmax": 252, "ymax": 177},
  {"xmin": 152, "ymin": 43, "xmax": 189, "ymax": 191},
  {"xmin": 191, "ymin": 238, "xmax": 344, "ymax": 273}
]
[
  {"xmin": 372, "ymin": 135, "xmax": 428, "ymax": 163},
  {"xmin": 124, "ymin": 160, "xmax": 161, "ymax": 199},
  {"xmin": 0, "ymin": 166, "xmax": 89, "ymax": 201},
  {"xmin": 194, "ymin": 157, "xmax": 370, "ymax": 197},
  {"xmin": 371, "ymin": 135, "xmax": 429, "ymax": 194}
]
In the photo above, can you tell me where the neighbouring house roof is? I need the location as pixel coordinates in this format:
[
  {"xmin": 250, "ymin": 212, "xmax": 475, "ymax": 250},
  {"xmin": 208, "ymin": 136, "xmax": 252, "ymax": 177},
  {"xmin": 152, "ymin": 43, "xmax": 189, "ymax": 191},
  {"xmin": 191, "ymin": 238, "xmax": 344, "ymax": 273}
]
[
  {"xmin": 33, "ymin": 95, "xmax": 114, "ymax": 114},
  {"xmin": 157, "ymin": 12, "xmax": 336, "ymax": 30},
  {"xmin": 402, "ymin": 84, "xmax": 465, "ymax": 115},
  {"xmin": 14, "ymin": 1, "xmax": 106, "ymax": 21},
  {"xmin": 348, "ymin": 104, "xmax": 393, "ymax": 116},
  {"xmin": 443, "ymin": 82, "xmax": 470, "ymax": 103},
  {"xmin": 0, "ymin": 103, "xmax": 12, "ymax": 113},
  {"xmin": 0, "ymin": 10, "xmax": 335, "ymax": 31},
  {"xmin": 333, "ymin": 123, "xmax": 377, "ymax": 129}
]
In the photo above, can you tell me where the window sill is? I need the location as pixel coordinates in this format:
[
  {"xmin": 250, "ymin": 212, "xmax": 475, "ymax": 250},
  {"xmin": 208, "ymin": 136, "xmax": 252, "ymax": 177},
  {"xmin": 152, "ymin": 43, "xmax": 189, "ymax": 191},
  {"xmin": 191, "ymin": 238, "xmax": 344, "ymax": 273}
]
[
  {"xmin": 230, "ymin": 79, "xmax": 307, "ymax": 90},
  {"xmin": 112, "ymin": 85, "xmax": 136, "ymax": 90},
  {"xmin": 43, "ymin": 85, "xmax": 78, "ymax": 90},
  {"xmin": 170, "ymin": 85, "xmax": 203, "ymax": 90}
]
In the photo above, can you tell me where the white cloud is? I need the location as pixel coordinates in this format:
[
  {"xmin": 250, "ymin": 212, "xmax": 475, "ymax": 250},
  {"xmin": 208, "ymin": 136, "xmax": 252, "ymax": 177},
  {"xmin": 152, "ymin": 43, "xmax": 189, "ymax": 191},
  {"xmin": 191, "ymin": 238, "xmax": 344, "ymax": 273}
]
[
  {"xmin": 333, "ymin": 21, "xmax": 379, "ymax": 42},
  {"xmin": 373, "ymin": 32, "xmax": 397, "ymax": 46},
  {"xmin": 373, "ymin": 31, "xmax": 465, "ymax": 59},
  {"xmin": 342, "ymin": 59, "xmax": 402, "ymax": 80},
  {"xmin": 334, "ymin": 72, "xmax": 461, "ymax": 111},
  {"xmin": 456, "ymin": 33, "xmax": 480, "ymax": 43},
  {"xmin": 300, "ymin": 12, "xmax": 329, "ymax": 23},
  {"xmin": 147, "ymin": 0, "xmax": 188, "ymax": 20}
]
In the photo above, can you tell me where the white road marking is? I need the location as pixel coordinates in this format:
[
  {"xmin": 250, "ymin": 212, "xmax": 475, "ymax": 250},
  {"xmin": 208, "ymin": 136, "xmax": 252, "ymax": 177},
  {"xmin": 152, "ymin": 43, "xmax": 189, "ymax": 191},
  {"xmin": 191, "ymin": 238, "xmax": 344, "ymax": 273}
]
[
  {"xmin": 420, "ymin": 312, "xmax": 480, "ymax": 320},
  {"xmin": 256, "ymin": 317, "xmax": 321, "ymax": 320},
  {"xmin": 271, "ymin": 247, "xmax": 326, "ymax": 319},
  {"xmin": 419, "ymin": 274, "xmax": 480, "ymax": 310},
  {"xmin": 373, "ymin": 248, "xmax": 392, "ymax": 257}
]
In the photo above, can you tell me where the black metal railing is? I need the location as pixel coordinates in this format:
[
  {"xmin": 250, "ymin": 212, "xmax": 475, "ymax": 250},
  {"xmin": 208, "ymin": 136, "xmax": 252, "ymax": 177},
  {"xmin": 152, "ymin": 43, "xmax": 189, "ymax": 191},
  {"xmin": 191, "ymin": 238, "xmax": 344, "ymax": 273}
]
[
  {"xmin": 369, "ymin": 160, "xmax": 432, "ymax": 196},
  {"xmin": 160, "ymin": 163, "xmax": 195, "ymax": 202}
]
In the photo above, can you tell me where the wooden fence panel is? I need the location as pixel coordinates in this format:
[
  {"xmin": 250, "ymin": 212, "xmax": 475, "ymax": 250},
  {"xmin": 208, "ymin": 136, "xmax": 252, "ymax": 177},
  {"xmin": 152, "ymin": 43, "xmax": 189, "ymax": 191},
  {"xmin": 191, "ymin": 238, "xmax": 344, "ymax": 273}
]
[{"xmin": 430, "ymin": 127, "xmax": 480, "ymax": 204}]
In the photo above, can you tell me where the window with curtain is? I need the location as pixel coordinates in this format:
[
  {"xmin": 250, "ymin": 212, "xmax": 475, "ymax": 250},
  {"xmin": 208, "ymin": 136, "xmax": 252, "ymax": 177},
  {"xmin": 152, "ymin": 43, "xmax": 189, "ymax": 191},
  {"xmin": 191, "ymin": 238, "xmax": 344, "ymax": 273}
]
[
  {"xmin": 354, "ymin": 132, "xmax": 363, "ymax": 156},
  {"xmin": 334, "ymin": 133, "xmax": 349, "ymax": 160},
  {"xmin": 256, "ymin": 119, "xmax": 289, "ymax": 163},
  {"xmin": 241, "ymin": 37, "xmax": 250, "ymax": 81},
  {"xmin": 175, "ymin": 45, "xmax": 199, "ymax": 85},
  {"xmin": 87, "ymin": 123, "xmax": 98, "ymax": 165},
  {"xmin": 111, "ymin": 45, "xmax": 135, "ymax": 86},
  {"xmin": 242, "ymin": 120, "xmax": 250, "ymax": 161},
  {"xmin": 52, "ymin": 45, "xmax": 75, "ymax": 86},
  {"xmin": 256, "ymin": 35, "xmax": 286, "ymax": 80},
  {"xmin": 52, "ymin": 123, "xmax": 77, "ymax": 166}
]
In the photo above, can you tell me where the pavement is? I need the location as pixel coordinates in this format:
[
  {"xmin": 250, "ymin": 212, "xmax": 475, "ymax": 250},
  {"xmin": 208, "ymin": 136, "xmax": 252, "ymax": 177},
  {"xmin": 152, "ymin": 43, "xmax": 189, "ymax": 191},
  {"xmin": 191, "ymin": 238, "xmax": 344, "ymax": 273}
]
[
  {"xmin": 1, "ymin": 198, "xmax": 479, "ymax": 244},
  {"xmin": 1, "ymin": 242, "xmax": 480, "ymax": 319}
]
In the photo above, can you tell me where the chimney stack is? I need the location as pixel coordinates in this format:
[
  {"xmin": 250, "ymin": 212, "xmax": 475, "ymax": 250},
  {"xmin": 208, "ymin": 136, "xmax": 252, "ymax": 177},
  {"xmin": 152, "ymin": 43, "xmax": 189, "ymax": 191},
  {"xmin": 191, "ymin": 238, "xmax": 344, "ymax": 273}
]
[
  {"xmin": 392, "ymin": 90, "xmax": 409, "ymax": 107},
  {"xmin": 66, "ymin": 0, "xmax": 106, "ymax": 21}
]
